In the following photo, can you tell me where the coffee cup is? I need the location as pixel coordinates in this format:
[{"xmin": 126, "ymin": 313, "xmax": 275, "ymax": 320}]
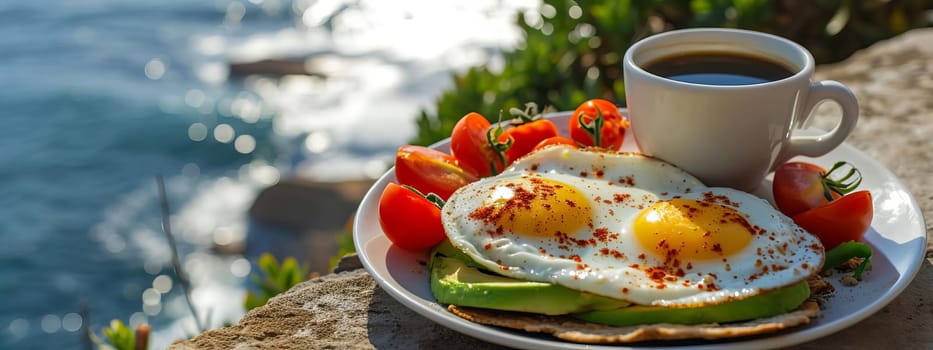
[{"xmin": 622, "ymin": 28, "xmax": 858, "ymax": 192}]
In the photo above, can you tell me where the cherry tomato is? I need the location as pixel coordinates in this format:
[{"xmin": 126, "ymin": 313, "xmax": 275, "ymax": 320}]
[
  {"xmin": 792, "ymin": 190, "xmax": 873, "ymax": 250},
  {"xmin": 450, "ymin": 112, "xmax": 507, "ymax": 177},
  {"xmin": 394, "ymin": 145, "xmax": 477, "ymax": 200},
  {"xmin": 499, "ymin": 119, "xmax": 559, "ymax": 162},
  {"xmin": 773, "ymin": 161, "xmax": 861, "ymax": 217},
  {"xmin": 532, "ymin": 136, "xmax": 578, "ymax": 152},
  {"xmin": 569, "ymin": 99, "xmax": 629, "ymax": 150},
  {"xmin": 378, "ymin": 183, "xmax": 446, "ymax": 251}
]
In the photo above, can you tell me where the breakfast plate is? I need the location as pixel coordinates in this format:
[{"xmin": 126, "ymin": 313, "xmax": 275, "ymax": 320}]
[{"xmin": 353, "ymin": 111, "xmax": 927, "ymax": 349}]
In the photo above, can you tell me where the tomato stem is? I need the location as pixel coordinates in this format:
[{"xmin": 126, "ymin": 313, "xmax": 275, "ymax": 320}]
[
  {"xmin": 577, "ymin": 108, "xmax": 604, "ymax": 147},
  {"xmin": 401, "ymin": 184, "xmax": 446, "ymax": 209},
  {"xmin": 485, "ymin": 111, "xmax": 512, "ymax": 176},
  {"xmin": 508, "ymin": 102, "xmax": 542, "ymax": 124},
  {"xmin": 820, "ymin": 161, "xmax": 863, "ymax": 201}
]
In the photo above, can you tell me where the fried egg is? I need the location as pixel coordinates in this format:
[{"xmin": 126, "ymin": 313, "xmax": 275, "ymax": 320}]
[{"xmin": 441, "ymin": 146, "xmax": 824, "ymax": 307}]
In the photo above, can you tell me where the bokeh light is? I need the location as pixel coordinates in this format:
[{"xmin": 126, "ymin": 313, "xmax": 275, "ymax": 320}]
[
  {"xmin": 185, "ymin": 89, "xmax": 206, "ymax": 108},
  {"xmin": 213, "ymin": 124, "xmax": 235, "ymax": 143},
  {"xmin": 144, "ymin": 59, "xmax": 166, "ymax": 80},
  {"xmin": 182, "ymin": 163, "xmax": 201, "ymax": 178},
  {"xmin": 128, "ymin": 312, "xmax": 147, "ymax": 328},
  {"xmin": 8, "ymin": 319, "xmax": 29, "ymax": 339},
  {"xmin": 143, "ymin": 303, "xmax": 162, "ymax": 316},
  {"xmin": 40, "ymin": 315, "xmax": 60, "ymax": 334},
  {"xmin": 142, "ymin": 288, "xmax": 161, "ymax": 306},
  {"xmin": 234, "ymin": 135, "xmax": 256, "ymax": 154},
  {"xmin": 188, "ymin": 123, "xmax": 208, "ymax": 141},
  {"xmin": 61, "ymin": 313, "xmax": 82, "ymax": 332},
  {"xmin": 212, "ymin": 227, "xmax": 238, "ymax": 246},
  {"xmin": 303, "ymin": 131, "xmax": 331, "ymax": 154},
  {"xmin": 230, "ymin": 258, "xmax": 251, "ymax": 278},
  {"xmin": 153, "ymin": 275, "xmax": 173, "ymax": 293},
  {"xmin": 143, "ymin": 258, "xmax": 163, "ymax": 275}
]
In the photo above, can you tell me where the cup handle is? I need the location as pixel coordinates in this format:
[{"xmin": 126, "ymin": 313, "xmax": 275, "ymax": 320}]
[{"xmin": 775, "ymin": 81, "xmax": 859, "ymax": 168}]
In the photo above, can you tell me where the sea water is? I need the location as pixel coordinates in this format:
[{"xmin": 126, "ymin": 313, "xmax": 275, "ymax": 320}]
[{"xmin": 0, "ymin": 0, "xmax": 528, "ymax": 348}]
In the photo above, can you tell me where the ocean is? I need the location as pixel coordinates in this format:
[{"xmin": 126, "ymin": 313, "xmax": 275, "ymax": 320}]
[{"xmin": 0, "ymin": 0, "xmax": 528, "ymax": 348}]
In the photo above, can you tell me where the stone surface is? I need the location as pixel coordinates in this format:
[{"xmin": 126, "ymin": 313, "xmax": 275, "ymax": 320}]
[
  {"xmin": 809, "ymin": 28, "xmax": 933, "ymax": 254},
  {"xmin": 792, "ymin": 27, "xmax": 933, "ymax": 350},
  {"xmin": 173, "ymin": 28, "xmax": 933, "ymax": 349},
  {"xmin": 171, "ymin": 256, "xmax": 496, "ymax": 350}
]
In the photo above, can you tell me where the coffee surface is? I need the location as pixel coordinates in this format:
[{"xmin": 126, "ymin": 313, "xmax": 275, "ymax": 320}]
[{"xmin": 643, "ymin": 52, "xmax": 795, "ymax": 86}]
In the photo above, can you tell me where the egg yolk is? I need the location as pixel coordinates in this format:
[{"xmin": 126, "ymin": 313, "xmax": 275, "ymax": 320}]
[
  {"xmin": 482, "ymin": 177, "xmax": 592, "ymax": 238},
  {"xmin": 634, "ymin": 199, "xmax": 752, "ymax": 261}
]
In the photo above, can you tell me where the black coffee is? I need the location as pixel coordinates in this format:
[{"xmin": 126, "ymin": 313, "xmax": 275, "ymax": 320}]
[{"xmin": 643, "ymin": 52, "xmax": 795, "ymax": 86}]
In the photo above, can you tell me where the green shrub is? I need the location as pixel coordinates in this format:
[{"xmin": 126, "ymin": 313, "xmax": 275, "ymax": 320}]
[
  {"xmin": 92, "ymin": 319, "xmax": 149, "ymax": 350},
  {"xmin": 328, "ymin": 222, "xmax": 356, "ymax": 271},
  {"xmin": 101, "ymin": 320, "xmax": 136, "ymax": 350},
  {"xmin": 412, "ymin": 0, "xmax": 931, "ymax": 146},
  {"xmin": 244, "ymin": 254, "xmax": 310, "ymax": 311}
]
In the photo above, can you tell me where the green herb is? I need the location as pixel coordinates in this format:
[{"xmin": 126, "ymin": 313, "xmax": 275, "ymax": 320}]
[
  {"xmin": 244, "ymin": 254, "xmax": 310, "ymax": 311},
  {"xmin": 822, "ymin": 241, "xmax": 872, "ymax": 280}
]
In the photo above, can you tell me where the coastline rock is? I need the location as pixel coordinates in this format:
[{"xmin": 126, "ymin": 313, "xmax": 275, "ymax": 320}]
[
  {"xmin": 229, "ymin": 58, "xmax": 326, "ymax": 78},
  {"xmin": 249, "ymin": 178, "xmax": 373, "ymax": 232},
  {"xmin": 174, "ymin": 28, "xmax": 933, "ymax": 349},
  {"xmin": 247, "ymin": 178, "xmax": 373, "ymax": 273}
]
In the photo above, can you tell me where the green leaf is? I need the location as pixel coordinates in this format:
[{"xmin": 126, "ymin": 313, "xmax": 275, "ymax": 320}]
[
  {"xmin": 243, "ymin": 254, "xmax": 311, "ymax": 311},
  {"xmin": 244, "ymin": 291, "xmax": 265, "ymax": 311},
  {"xmin": 101, "ymin": 319, "xmax": 135, "ymax": 350},
  {"xmin": 329, "ymin": 228, "xmax": 357, "ymax": 271},
  {"xmin": 826, "ymin": 0, "xmax": 851, "ymax": 35}
]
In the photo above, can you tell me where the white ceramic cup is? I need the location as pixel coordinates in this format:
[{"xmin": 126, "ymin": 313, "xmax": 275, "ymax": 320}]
[{"xmin": 623, "ymin": 28, "xmax": 858, "ymax": 192}]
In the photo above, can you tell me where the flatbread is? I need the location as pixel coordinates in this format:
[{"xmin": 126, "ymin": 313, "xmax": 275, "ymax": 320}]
[{"xmin": 447, "ymin": 301, "xmax": 820, "ymax": 344}]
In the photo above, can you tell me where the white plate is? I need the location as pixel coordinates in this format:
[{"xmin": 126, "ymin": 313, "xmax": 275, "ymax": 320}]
[{"xmin": 353, "ymin": 111, "xmax": 927, "ymax": 349}]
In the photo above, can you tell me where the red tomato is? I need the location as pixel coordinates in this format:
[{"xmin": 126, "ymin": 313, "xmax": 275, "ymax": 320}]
[
  {"xmin": 450, "ymin": 112, "xmax": 507, "ymax": 177},
  {"xmin": 378, "ymin": 183, "xmax": 446, "ymax": 251},
  {"xmin": 499, "ymin": 119, "xmax": 559, "ymax": 162},
  {"xmin": 532, "ymin": 136, "xmax": 578, "ymax": 152},
  {"xmin": 792, "ymin": 190, "xmax": 873, "ymax": 250},
  {"xmin": 773, "ymin": 162, "xmax": 860, "ymax": 217},
  {"xmin": 394, "ymin": 145, "xmax": 477, "ymax": 200},
  {"xmin": 569, "ymin": 99, "xmax": 629, "ymax": 150}
]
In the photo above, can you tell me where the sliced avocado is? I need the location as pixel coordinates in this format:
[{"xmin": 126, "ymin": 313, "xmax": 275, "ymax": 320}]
[
  {"xmin": 430, "ymin": 239, "xmax": 486, "ymax": 270},
  {"xmin": 573, "ymin": 281, "xmax": 810, "ymax": 326},
  {"xmin": 430, "ymin": 255, "xmax": 630, "ymax": 315},
  {"xmin": 431, "ymin": 240, "xmax": 809, "ymax": 324}
]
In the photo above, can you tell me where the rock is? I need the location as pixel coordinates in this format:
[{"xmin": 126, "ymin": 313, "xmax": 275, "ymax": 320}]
[
  {"xmin": 211, "ymin": 239, "xmax": 246, "ymax": 255},
  {"xmin": 171, "ymin": 255, "xmax": 499, "ymax": 350},
  {"xmin": 248, "ymin": 178, "xmax": 374, "ymax": 273},
  {"xmin": 333, "ymin": 253, "xmax": 364, "ymax": 273},
  {"xmin": 174, "ymin": 29, "xmax": 933, "ymax": 349},
  {"xmin": 250, "ymin": 178, "xmax": 373, "ymax": 232},
  {"xmin": 229, "ymin": 58, "xmax": 326, "ymax": 78},
  {"xmin": 809, "ymin": 28, "xmax": 933, "ymax": 254}
]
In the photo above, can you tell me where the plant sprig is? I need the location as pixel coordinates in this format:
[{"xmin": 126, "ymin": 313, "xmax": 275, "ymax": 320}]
[
  {"xmin": 485, "ymin": 111, "xmax": 512, "ymax": 175},
  {"xmin": 821, "ymin": 161, "xmax": 862, "ymax": 201},
  {"xmin": 577, "ymin": 108, "xmax": 604, "ymax": 147},
  {"xmin": 244, "ymin": 254, "xmax": 311, "ymax": 311},
  {"xmin": 402, "ymin": 185, "xmax": 446, "ymax": 209}
]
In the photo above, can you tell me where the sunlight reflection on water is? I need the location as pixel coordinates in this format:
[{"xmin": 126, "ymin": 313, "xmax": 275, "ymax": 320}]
[
  {"xmin": 210, "ymin": 0, "xmax": 534, "ymax": 181},
  {"xmin": 3, "ymin": 1, "xmax": 538, "ymax": 349}
]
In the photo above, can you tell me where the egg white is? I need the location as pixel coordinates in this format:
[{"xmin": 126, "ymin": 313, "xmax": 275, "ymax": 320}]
[{"xmin": 442, "ymin": 146, "xmax": 824, "ymax": 307}]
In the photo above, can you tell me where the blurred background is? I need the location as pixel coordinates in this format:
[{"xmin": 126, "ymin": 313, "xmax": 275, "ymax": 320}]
[{"xmin": 1, "ymin": 0, "xmax": 929, "ymax": 349}]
